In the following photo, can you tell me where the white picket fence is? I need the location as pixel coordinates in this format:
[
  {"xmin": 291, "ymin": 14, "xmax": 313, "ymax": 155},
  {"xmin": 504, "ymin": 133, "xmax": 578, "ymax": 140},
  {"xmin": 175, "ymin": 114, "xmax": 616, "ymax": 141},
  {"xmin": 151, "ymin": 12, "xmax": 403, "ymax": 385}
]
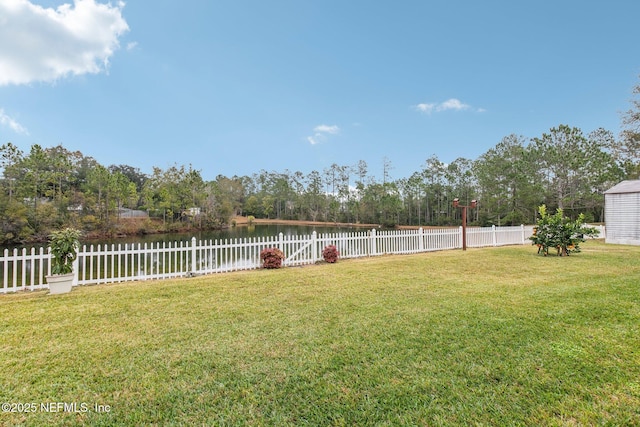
[{"xmin": 1, "ymin": 224, "xmax": 602, "ymax": 294}]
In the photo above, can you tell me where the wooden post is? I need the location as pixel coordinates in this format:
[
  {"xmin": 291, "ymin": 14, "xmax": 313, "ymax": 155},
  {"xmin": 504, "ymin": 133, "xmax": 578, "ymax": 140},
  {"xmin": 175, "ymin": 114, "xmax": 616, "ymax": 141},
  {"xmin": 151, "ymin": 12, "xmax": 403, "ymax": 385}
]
[{"xmin": 462, "ymin": 205, "xmax": 467, "ymax": 251}]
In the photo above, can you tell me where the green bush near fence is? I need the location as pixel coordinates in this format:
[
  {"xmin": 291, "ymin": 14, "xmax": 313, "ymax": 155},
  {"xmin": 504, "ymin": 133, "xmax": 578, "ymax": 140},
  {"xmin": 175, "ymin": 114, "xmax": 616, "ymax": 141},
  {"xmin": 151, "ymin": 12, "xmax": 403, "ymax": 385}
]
[
  {"xmin": 1, "ymin": 240, "xmax": 639, "ymax": 426},
  {"xmin": 530, "ymin": 205, "xmax": 599, "ymax": 256}
]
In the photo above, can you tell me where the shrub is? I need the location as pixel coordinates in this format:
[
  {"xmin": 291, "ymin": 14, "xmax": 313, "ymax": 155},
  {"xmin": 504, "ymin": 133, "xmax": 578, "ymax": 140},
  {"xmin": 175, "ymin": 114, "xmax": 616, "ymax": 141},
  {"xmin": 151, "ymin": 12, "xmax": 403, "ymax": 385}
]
[
  {"xmin": 49, "ymin": 228, "xmax": 82, "ymax": 274},
  {"xmin": 322, "ymin": 245, "xmax": 339, "ymax": 263},
  {"xmin": 381, "ymin": 220, "xmax": 398, "ymax": 229},
  {"xmin": 529, "ymin": 205, "xmax": 599, "ymax": 256},
  {"xmin": 260, "ymin": 247, "xmax": 284, "ymax": 269},
  {"xmin": 80, "ymin": 214, "xmax": 100, "ymax": 231}
]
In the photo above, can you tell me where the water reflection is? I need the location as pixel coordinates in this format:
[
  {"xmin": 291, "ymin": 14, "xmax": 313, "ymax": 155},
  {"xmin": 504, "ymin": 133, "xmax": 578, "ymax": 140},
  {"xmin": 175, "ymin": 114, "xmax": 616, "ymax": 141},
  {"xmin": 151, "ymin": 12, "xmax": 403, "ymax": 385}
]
[{"xmin": 86, "ymin": 224, "xmax": 365, "ymax": 247}]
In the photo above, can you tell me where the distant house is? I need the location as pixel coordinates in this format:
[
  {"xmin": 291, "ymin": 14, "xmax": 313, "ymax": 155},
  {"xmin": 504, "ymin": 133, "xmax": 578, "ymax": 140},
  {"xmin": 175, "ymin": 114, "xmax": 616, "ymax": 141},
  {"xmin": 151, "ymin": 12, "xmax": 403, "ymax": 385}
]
[{"xmin": 604, "ymin": 180, "xmax": 640, "ymax": 245}]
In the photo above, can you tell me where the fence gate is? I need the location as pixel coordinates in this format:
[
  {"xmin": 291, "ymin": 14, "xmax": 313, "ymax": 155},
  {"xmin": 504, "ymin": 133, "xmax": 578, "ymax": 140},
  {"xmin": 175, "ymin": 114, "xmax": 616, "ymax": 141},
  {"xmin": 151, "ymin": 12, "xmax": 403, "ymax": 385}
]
[{"xmin": 282, "ymin": 232, "xmax": 317, "ymax": 266}]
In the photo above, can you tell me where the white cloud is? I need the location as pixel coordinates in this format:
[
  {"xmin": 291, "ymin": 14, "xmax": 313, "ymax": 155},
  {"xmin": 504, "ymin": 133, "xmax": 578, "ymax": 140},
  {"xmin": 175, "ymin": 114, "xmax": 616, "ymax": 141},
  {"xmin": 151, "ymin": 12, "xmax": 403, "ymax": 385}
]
[
  {"xmin": 0, "ymin": 0, "xmax": 130, "ymax": 86},
  {"xmin": 308, "ymin": 124, "xmax": 340, "ymax": 145},
  {"xmin": 0, "ymin": 109, "xmax": 29, "ymax": 135},
  {"xmin": 313, "ymin": 124, "xmax": 339, "ymax": 134},
  {"xmin": 439, "ymin": 98, "xmax": 470, "ymax": 111},
  {"xmin": 415, "ymin": 103, "xmax": 436, "ymax": 114},
  {"xmin": 414, "ymin": 98, "xmax": 485, "ymax": 114}
]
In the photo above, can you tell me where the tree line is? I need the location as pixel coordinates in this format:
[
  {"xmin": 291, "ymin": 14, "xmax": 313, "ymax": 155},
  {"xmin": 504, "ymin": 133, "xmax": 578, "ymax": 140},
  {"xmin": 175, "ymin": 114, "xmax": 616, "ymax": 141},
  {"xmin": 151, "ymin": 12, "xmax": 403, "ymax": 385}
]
[
  {"xmin": 0, "ymin": 123, "xmax": 635, "ymax": 245},
  {"xmin": 2, "ymin": 89, "xmax": 640, "ymax": 245}
]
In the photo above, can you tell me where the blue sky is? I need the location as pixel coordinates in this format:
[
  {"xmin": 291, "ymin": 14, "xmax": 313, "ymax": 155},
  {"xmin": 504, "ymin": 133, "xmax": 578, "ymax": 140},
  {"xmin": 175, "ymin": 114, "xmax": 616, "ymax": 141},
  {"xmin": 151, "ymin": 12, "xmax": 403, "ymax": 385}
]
[{"xmin": 1, "ymin": 1, "xmax": 639, "ymax": 181}]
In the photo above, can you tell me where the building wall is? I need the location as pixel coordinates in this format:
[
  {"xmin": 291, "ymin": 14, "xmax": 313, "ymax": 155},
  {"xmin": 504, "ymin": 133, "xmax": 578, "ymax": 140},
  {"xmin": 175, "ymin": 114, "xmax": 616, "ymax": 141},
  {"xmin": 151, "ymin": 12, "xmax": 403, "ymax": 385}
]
[{"xmin": 605, "ymin": 192, "xmax": 640, "ymax": 245}]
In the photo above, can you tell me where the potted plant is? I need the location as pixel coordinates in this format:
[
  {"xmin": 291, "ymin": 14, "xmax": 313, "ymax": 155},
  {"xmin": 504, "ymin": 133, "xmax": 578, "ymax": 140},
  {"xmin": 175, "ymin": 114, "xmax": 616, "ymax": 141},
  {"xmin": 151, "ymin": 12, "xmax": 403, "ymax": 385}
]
[{"xmin": 46, "ymin": 228, "xmax": 81, "ymax": 294}]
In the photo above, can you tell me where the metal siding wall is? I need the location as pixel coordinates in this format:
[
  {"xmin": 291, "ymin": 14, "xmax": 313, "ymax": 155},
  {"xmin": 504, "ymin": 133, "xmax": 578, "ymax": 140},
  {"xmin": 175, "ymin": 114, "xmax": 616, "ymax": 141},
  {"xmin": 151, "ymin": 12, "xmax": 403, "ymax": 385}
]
[{"xmin": 605, "ymin": 193, "xmax": 640, "ymax": 245}]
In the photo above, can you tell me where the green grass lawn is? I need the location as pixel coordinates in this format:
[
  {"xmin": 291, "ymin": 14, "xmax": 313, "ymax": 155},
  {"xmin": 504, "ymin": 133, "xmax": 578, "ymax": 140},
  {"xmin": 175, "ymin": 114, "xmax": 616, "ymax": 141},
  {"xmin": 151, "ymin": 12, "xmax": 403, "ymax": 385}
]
[{"xmin": 1, "ymin": 241, "xmax": 639, "ymax": 426}]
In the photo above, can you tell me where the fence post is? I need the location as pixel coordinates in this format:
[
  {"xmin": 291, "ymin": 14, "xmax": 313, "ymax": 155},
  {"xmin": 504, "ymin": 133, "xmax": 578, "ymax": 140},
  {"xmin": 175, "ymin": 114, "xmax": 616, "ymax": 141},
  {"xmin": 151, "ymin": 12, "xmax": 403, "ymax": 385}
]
[
  {"xmin": 521, "ymin": 224, "xmax": 526, "ymax": 244},
  {"xmin": 311, "ymin": 231, "xmax": 318, "ymax": 262},
  {"xmin": 370, "ymin": 229, "xmax": 377, "ymax": 256},
  {"xmin": 492, "ymin": 225, "xmax": 497, "ymax": 247},
  {"xmin": 459, "ymin": 226, "xmax": 463, "ymax": 249},
  {"xmin": 418, "ymin": 227, "xmax": 425, "ymax": 252},
  {"xmin": 191, "ymin": 237, "xmax": 197, "ymax": 274},
  {"xmin": 72, "ymin": 255, "xmax": 79, "ymax": 287}
]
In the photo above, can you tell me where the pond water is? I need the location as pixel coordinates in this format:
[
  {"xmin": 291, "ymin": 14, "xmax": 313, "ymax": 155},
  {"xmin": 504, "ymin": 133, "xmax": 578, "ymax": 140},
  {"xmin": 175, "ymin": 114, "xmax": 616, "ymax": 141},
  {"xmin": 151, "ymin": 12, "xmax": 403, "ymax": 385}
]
[
  {"xmin": 0, "ymin": 224, "xmax": 374, "ymax": 289},
  {"xmin": 85, "ymin": 224, "xmax": 370, "ymax": 247},
  {"xmin": 1, "ymin": 224, "xmax": 372, "ymax": 252}
]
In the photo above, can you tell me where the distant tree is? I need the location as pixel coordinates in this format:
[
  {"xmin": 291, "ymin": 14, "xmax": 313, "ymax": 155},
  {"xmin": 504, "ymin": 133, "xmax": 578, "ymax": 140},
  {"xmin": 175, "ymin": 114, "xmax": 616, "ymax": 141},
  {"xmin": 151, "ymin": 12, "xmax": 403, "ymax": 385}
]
[
  {"xmin": 360, "ymin": 182, "xmax": 402, "ymax": 226},
  {"xmin": 421, "ymin": 155, "xmax": 448, "ymax": 225},
  {"xmin": 582, "ymin": 129, "xmax": 625, "ymax": 221},
  {"xmin": 202, "ymin": 181, "xmax": 233, "ymax": 227},
  {"xmin": 352, "ymin": 160, "xmax": 369, "ymax": 223},
  {"xmin": 141, "ymin": 164, "xmax": 205, "ymax": 225},
  {"xmin": 356, "ymin": 160, "xmax": 368, "ymax": 186},
  {"xmin": 474, "ymin": 135, "xmax": 541, "ymax": 225},
  {"xmin": 214, "ymin": 175, "xmax": 247, "ymax": 217},
  {"xmin": 382, "ymin": 156, "xmax": 394, "ymax": 184},
  {"xmin": 0, "ymin": 142, "xmax": 23, "ymax": 202},
  {"xmin": 401, "ymin": 172, "xmax": 425, "ymax": 225},
  {"xmin": 85, "ymin": 165, "xmax": 116, "ymax": 224},
  {"xmin": 244, "ymin": 195, "xmax": 261, "ymax": 217},
  {"xmin": 336, "ymin": 164, "xmax": 352, "ymax": 222},
  {"xmin": 109, "ymin": 164, "xmax": 147, "ymax": 196},
  {"xmin": 110, "ymin": 171, "xmax": 137, "ymax": 218},
  {"xmin": 261, "ymin": 194, "xmax": 275, "ymax": 219},
  {"xmin": 290, "ymin": 171, "xmax": 305, "ymax": 219},
  {"xmin": 620, "ymin": 75, "xmax": 640, "ymax": 178},
  {"xmin": 43, "ymin": 145, "xmax": 76, "ymax": 203},
  {"xmin": 75, "ymin": 155, "xmax": 101, "ymax": 189},
  {"xmin": 531, "ymin": 125, "xmax": 619, "ymax": 219},
  {"xmin": 532, "ymin": 125, "xmax": 583, "ymax": 210},
  {"xmin": 18, "ymin": 144, "xmax": 50, "ymax": 209},
  {"xmin": 446, "ymin": 157, "xmax": 477, "ymax": 222},
  {"xmin": 0, "ymin": 197, "xmax": 33, "ymax": 243},
  {"xmin": 182, "ymin": 166, "xmax": 205, "ymax": 210},
  {"xmin": 302, "ymin": 170, "xmax": 325, "ymax": 221}
]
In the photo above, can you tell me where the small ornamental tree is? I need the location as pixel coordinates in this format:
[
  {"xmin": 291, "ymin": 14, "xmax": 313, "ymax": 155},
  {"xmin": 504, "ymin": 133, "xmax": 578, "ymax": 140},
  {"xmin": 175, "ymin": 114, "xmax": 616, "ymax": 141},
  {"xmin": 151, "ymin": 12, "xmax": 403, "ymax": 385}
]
[
  {"xmin": 260, "ymin": 247, "xmax": 284, "ymax": 269},
  {"xmin": 530, "ymin": 205, "xmax": 599, "ymax": 256},
  {"xmin": 322, "ymin": 245, "xmax": 339, "ymax": 263},
  {"xmin": 49, "ymin": 227, "xmax": 82, "ymax": 274}
]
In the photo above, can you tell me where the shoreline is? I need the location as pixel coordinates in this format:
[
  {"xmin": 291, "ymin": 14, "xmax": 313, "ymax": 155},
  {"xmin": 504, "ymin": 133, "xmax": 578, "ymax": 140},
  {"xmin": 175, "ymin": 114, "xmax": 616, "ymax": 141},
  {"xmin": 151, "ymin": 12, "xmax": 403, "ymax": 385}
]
[
  {"xmin": 8, "ymin": 217, "xmax": 407, "ymax": 247},
  {"xmin": 232, "ymin": 216, "xmax": 381, "ymax": 229},
  {"xmin": 231, "ymin": 216, "xmax": 441, "ymax": 231}
]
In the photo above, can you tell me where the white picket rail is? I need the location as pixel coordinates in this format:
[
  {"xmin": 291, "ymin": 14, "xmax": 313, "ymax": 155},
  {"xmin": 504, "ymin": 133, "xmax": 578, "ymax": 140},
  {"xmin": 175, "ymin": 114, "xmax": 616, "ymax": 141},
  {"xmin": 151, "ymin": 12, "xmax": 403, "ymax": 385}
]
[{"xmin": 1, "ymin": 224, "xmax": 570, "ymax": 293}]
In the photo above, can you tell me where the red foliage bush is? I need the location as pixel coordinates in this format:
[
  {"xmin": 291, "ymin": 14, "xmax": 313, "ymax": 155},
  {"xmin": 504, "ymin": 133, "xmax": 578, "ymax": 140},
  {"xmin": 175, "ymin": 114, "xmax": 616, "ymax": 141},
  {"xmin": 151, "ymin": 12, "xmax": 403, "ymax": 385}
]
[
  {"xmin": 260, "ymin": 247, "xmax": 284, "ymax": 269},
  {"xmin": 322, "ymin": 245, "xmax": 339, "ymax": 263}
]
